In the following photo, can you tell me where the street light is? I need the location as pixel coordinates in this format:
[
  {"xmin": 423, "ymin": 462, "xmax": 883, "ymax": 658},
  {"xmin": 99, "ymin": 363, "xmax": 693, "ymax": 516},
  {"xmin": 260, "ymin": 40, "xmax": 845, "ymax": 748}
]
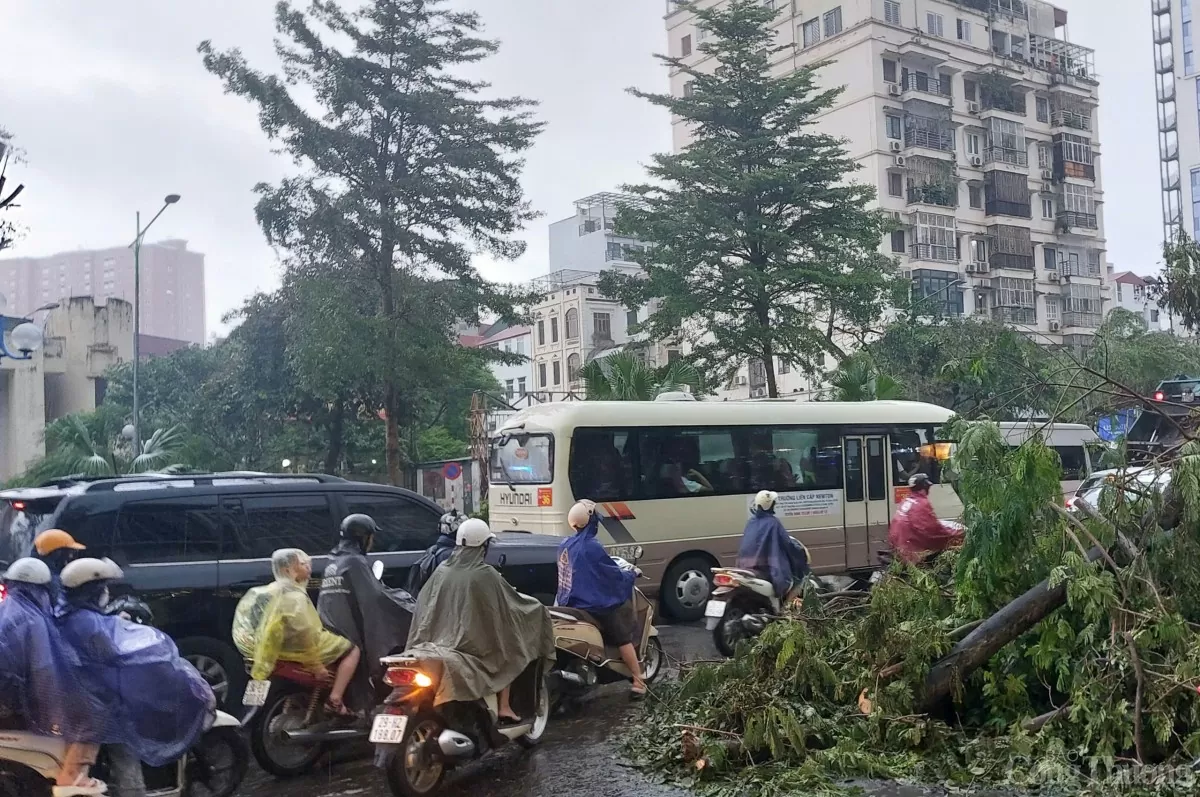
[
  {"xmin": 128, "ymin": 194, "xmax": 181, "ymax": 455},
  {"xmin": 0, "ymin": 293, "xmax": 51, "ymax": 361}
]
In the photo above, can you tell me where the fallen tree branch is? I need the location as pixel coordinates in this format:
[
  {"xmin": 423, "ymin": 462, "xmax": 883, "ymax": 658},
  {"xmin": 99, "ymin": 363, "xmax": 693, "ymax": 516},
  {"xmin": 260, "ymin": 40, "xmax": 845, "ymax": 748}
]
[
  {"xmin": 1123, "ymin": 631, "xmax": 1147, "ymax": 764},
  {"xmin": 948, "ymin": 619, "xmax": 984, "ymax": 641},
  {"xmin": 1023, "ymin": 704, "xmax": 1070, "ymax": 733}
]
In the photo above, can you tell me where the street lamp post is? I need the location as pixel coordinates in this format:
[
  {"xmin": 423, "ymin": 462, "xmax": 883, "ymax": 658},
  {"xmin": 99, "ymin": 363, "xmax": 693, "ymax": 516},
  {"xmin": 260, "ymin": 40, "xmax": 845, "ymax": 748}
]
[
  {"xmin": 0, "ymin": 294, "xmax": 52, "ymax": 361},
  {"xmin": 129, "ymin": 194, "xmax": 181, "ymax": 455}
]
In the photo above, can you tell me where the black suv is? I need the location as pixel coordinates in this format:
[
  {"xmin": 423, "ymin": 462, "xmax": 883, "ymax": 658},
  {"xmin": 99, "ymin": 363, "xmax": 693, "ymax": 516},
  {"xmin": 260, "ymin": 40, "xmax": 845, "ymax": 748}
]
[{"xmin": 0, "ymin": 473, "xmax": 561, "ymax": 709}]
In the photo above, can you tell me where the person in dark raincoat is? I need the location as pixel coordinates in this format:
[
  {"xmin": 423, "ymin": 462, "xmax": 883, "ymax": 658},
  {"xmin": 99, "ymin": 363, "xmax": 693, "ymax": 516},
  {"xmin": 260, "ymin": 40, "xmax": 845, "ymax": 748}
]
[
  {"xmin": 56, "ymin": 558, "xmax": 215, "ymax": 771},
  {"xmin": 406, "ymin": 511, "xmax": 462, "ymax": 595},
  {"xmin": 318, "ymin": 514, "xmax": 416, "ymax": 714},
  {"xmin": 555, "ymin": 500, "xmax": 646, "ymax": 697},
  {"xmin": 736, "ymin": 490, "xmax": 811, "ymax": 602},
  {"xmin": 0, "ymin": 558, "xmax": 106, "ymax": 796}
]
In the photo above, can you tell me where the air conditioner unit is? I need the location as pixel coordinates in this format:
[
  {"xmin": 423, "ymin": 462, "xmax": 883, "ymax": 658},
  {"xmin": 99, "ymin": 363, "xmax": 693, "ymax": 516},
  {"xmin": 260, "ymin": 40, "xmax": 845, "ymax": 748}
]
[
  {"xmin": 1048, "ymin": 271, "xmax": 1061, "ymax": 282},
  {"xmin": 894, "ymin": 155, "xmax": 908, "ymax": 167},
  {"xmin": 1041, "ymin": 169, "xmax": 1054, "ymax": 180},
  {"xmin": 967, "ymin": 101, "xmax": 981, "ymax": 114},
  {"xmin": 966, "ymin": 263, "xmax": 980, "ymax": 274},
  {"xmin": 1049, "ymin": 321, "xmax": 1061, "ymax": 332},
  {"xmin": 889, "ymin": 140, "xmax": 903, "ymax": 153},
  {"xmin": 1041, "ymin": 181, "xmax": 1055, "ymax": 194},
  {"xmin": 750, "ymin": 387, "xmax": 768, "ymax": 398},
  {"xmin": 887, "ymin": 82, "xmax": 903, "ymax": 96},
  {"xmin": 969, "ymin": 155, "xmax": 983, "ymax": 167}
]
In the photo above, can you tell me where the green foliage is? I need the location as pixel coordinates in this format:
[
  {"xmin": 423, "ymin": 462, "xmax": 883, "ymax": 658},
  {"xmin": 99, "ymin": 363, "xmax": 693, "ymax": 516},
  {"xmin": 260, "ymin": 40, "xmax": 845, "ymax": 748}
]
[
  {"xmin": 828, "ymin": 352, "xmax": 905, "ymax": 402},
  {"xmin": 579, "ymin": 351, "xmax": 703, "ymax": 401},
  {"xmin": 598, "ymin": 0, "xmax": 899, "ymax": 398},
  {"xmin": 1153, "ymin": 230, "xmax": 1200, "ymax": 334},
  {"xmin": 628, "ymin": 421, "xmax": 1200, "ymax": 796}
]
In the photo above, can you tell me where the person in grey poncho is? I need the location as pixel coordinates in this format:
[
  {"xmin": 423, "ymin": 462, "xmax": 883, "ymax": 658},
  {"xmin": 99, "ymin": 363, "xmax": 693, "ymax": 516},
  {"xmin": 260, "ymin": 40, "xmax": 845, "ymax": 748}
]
[{"xmin": 404, "ymin": 518, "xmax": 554, "ymax": 724}]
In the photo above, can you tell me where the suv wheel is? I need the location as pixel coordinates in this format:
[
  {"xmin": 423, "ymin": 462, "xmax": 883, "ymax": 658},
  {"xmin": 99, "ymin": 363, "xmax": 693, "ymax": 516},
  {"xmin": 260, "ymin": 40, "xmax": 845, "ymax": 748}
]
[{"xmin": 179, "ymin": 637, "xmax": 246, "ymax": 711}]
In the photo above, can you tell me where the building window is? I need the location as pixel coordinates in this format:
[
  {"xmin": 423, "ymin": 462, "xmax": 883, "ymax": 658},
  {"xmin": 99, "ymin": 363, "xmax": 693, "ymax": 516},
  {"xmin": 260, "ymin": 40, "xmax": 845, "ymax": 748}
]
[
  {"xmin": 802, "ymin": 18, "xmax": 820, "ymax": 47},
  {"xmin": 552, "ymin": 360, "xmax": 561, "ymax": 385},
  {"xmin": 888, "ymin": 171, "xmax": 903, "ymax": 197},
  {"xmin": 683, "ymin": 81, "xmax": 695, "ymax": 98},
  {"xmin": 1042, "ymin": 198, "xmax": 1055, "ymax": 219},
  {"xmin": 626, "ymin": 308, "xmax": 638, "ymax": 328},
  {"xmin": 778, "ymin": 358, "xmax": 791, "ymax": 374},
  {"xmin": 697, "ymin": 25, "xmax": 708, "ymax": 42},
  {"xmin": 537, "ymin": 320, "xmax": 545, "ymax": 346},
  {"xmin": 971, "ymin": 238, "xmax": 987, "ymax": 263},
  {"xmin": 538, "ymin": 362, "xmax": 547, "ymax": 388},
  {"xmin": 956, "ymin": 18, "xmax": 971, "ymax": 43},
  {"xmin": 914, "ymin": 212, "xmax": 957, "ymax": 262},
  {"xmin": 967, "ymin": 132, "xmax": 981, "ymax": 157},
  {"xmin": 823, "ymin": 7, "xmax": 842, "ymax": 37},
  {"xmin": 1045, "ymin": 297, "xmax": 1060, "ymax": 323},
  {"xmin": 883, "ymin": 59, "xmax": 897, "ymax": 84},
  {"xmin": 969, "ymin": 183, "xmax": 983, "ymax": 209},
  {"xmin": 1192, "ymin": 169, "xmax": 1200, "ymax": 239},
  {"xmin": 1061, "ymin": 184, "xmax": 1097, "ymax": 216},
  {"xmin": 1151, "ymin": 309, "xmax": 1161, "ymax": 323},
  {"xmin": 593, "ymin": 312, "xmax": 611, "ymax": 340},
  {"xmin": 963, "ymin": 79, "xmax": 977, "ymax": 103},
  {"xmin": 681, "ymin": 34, "xmax": 692, "ymax": 57},
  {"xmin": 1036, "ymin": 96, "xmax": 1050, "ymax": 123},
  {"xmin": 911, "ymin": 268, "xmax": 964, "ymax": 316},
  {"xmin": 567, "ymin": 353, "xmax": 581, "ymax": 382},
  {"xmin": 505, "ymin": 380, "xmax": 515, "ymax": 400},
  {"xmin": 884, "ymin": 0, "xmax": 901, "ymax": 25},
  {"xmin": 890, "ymin": 229, "xmax": 906, "ymax": 253},
  {"xmin": 1043, "ymin": 246, "xmax": 1057, "ymax": 271},
  {"xmin": 886, "ymin": 114, "xmax": 901, "ymax": 140},
  {"xmin": 1116, "ymin": 283, "xmax": 1125, "ymax": 302},
  {"xmin": 551, "ymin": 316, "xmax": 559, "ymax": 343},
  {"xmin": 518, "ymin": 377, "xmax": 527, "ymax": 396},
  {"xmin": 565, "ymin": 308, "xmax": 579, "ymax": 340},
  {"xmin": 1038, "ymin": 142, "xmax": 1051, "ymax": 170},
  {"xmin": 926, "ymin": 12, "xmax": 944, "ymax": 37}
]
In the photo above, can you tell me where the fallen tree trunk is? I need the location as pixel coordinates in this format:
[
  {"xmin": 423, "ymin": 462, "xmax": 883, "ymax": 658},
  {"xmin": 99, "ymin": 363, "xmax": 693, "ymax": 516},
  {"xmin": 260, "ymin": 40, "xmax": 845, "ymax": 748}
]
[{"xmin": 921, "ymin": 542, "xmax": 1107, "ymax": 712}]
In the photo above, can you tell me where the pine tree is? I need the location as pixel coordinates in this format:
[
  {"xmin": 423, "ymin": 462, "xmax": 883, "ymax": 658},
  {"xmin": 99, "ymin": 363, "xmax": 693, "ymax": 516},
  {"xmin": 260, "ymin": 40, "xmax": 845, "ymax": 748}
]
[
  {"xmin": 600, "ymin": 0, "xmax": 900, "ymax": 397},
  {"xmin": 200, "ymin": 0, "xmax": 540, "ymax": 484}
]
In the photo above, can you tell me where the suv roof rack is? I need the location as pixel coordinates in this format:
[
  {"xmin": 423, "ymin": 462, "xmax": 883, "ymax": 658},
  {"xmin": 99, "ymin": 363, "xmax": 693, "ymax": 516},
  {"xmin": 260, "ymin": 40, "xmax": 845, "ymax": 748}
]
[{"xmin": 34, "ymin": 472, "xmax": 346, "ymax": 493}]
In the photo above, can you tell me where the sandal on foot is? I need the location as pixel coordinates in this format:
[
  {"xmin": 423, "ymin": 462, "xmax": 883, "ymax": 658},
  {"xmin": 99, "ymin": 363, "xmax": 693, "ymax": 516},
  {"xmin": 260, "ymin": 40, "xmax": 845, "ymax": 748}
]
[
  {"xmin": 630, "ymin": 685, "xmax": 648, "ymax": 701},
  {"xmin": 324, "ymin": 698, "xmax": 355, "ymax": 718},
  {"xmin": 53, "ymin": 778, "xmax": 107, "ymax": 797}
]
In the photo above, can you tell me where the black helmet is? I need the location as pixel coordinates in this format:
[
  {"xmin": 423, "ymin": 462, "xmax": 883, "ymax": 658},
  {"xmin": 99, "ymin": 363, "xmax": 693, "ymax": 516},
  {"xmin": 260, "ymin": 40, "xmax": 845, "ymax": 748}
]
[
  {"xmin": 340, "ymin": 514, "xmax": 379, "ymax": 545},
  {"xmin": 105, "ymin": 594, "xmax": 155, "ymax": 625},
  {"xmin": 908, "ymin": 473, "xmax": 933, "ymax": 492}
]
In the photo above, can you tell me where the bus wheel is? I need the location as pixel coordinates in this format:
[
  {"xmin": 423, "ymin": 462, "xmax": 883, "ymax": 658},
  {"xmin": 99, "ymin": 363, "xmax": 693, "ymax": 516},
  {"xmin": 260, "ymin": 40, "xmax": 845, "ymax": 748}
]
[{"xmin": 661, "ymin": 556, "xmax": 713, "ymax": 623}]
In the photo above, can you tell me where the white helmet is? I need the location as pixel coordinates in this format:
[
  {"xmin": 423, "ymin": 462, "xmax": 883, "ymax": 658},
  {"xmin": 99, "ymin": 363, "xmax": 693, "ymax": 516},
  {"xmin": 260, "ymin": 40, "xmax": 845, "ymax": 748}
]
[
  {"xmin": 567, "ymin": 500, "xmax": 596, "ymax": 530},
  {"xmin": 754, "ymin": 490, "xmax": 779, "ymax": 512},
  {"xmin": 456, "ymin": 517, "xmax": 497, "ymax": 548},
  {"xmin": 3, "ymin": 558, "xmax": 51, "ymax": 586},
  {"xmin": 60, "ymin": 557, "xmax": 124, "ymax": 589}
]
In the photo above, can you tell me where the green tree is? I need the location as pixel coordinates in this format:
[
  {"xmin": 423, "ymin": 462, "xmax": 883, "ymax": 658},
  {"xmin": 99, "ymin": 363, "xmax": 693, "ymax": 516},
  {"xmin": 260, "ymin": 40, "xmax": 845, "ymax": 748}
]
[
  {"xmin": 8, "ymin": 407, "xmax": 187, "ymax": 486},
  {"xmin": 598, "ymin": 0, "xmax": 899, "ymax": 398},
  {"xmin": 828, "ymin": 351, "xmax": 905, "ymax": 402},
  {"xmin": 578, "ymin": 351, "xmax": 702, "ymax": 401},
  {"xmin": 1150, "ymin": 229, "xmax": 1200, "ymax": 333},
  {"xmin": 200, "ymin": 0, "xmax": 541, "ymax": 485}
]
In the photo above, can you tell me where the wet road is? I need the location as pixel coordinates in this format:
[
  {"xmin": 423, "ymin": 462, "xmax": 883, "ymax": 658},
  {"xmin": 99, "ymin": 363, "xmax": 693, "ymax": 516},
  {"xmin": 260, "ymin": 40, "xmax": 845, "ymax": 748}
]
[{"xmin": 240, "ymin": 623, "xmax": 712, "ymax": 797}]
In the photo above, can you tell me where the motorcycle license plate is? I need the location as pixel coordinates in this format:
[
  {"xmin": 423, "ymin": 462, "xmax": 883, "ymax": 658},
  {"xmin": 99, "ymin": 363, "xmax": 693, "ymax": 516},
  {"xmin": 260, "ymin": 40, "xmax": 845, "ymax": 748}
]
[
  {"xmin": 369, "ymin": 713, "xmax": 409, "ymax": 744},
  {"xmin": 705, "ymin": 600, "xmax": 727, "ymax": 619},
  {"xmin": 242, "ymin": 680, "xmax": 270, "ymax": 707}
]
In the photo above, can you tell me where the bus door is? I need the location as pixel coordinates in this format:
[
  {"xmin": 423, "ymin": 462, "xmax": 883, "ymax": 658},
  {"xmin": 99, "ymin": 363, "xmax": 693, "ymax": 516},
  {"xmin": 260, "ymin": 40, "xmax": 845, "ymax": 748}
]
[{"xmin": 843, "ymin": 435, "xmax": 892, "ymax": 570}]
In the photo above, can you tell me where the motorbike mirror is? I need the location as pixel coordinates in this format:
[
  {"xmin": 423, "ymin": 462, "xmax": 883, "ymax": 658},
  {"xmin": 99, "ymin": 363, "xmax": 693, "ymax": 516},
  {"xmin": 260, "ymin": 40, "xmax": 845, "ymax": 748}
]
[
  {"xmin": 372, "ymin": 560, "xmax": 384, "ymax": 581},
  {"xmin": 497, "ymin": 553, "xmax": 508, "ymax": 568}
]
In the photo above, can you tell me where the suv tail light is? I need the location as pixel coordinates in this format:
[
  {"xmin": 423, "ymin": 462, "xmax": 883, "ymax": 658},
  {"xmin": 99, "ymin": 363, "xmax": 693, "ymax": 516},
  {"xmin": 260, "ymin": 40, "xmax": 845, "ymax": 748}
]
[
  {"xmin": 0, "ymin": 584, "xmax": 6, "ymax": 603},
  {"xmin": 1155, "ymin": 391, "xmax": 1165, "ymax": 402}
]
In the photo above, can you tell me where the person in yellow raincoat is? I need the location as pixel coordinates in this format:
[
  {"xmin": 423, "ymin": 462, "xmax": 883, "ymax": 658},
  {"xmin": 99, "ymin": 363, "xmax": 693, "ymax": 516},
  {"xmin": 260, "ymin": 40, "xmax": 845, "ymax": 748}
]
[{"xmin": 232, "ymin": 548, "xmax": 361, "ymax": 715}]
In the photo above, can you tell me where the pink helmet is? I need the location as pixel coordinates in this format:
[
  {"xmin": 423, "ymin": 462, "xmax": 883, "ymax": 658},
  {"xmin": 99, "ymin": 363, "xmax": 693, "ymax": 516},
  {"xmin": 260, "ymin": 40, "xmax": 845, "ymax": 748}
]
[{"xmin": 567, "ymin": 500, "xmax": 596, "ymax": 530}]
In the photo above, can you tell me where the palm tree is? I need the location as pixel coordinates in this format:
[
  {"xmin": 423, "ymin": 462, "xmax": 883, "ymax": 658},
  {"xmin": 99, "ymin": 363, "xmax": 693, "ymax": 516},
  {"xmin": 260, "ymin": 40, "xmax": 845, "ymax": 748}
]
[
  {"xmin": 11, "ymin": 410, "xmax": 188, "ymax": 486},
  {"xmin": 578, "ymin": 351, "xmax": 703, "ymax": 401},
  {"xmin": 830, "ymin": 353, "xmax": 905, "ymax": 402}
]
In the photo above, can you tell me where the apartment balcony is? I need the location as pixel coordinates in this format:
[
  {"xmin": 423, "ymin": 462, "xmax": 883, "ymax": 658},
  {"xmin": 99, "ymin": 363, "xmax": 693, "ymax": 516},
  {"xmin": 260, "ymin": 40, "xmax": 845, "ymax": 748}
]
[
  {"xmin": 1050, "ymin": 108, "xmax": 1092, "ymax": 132},
  {"xmin": 988, "ymin": 251, "xmax": 1034, "ymax": 271},
  {"xmin": 1053, "ymin": 157, "xmax": 1096, "ymax": 182},
  {"xmin": 1062, "ymin": 312, "xmax": 1102, "ymax": 329},
  {"xmin": 984, "ymin": 146, "xmax": 1029, "ymax": 168},
  {"xmin": 1030, "ymin": 36, "xmax": 1097, "ymax": 86},
  {"xmin": 1057, "ymin": 211, "xmax": 1099, "ymax": 231},
  {"xmin": 902, "ymin": 73, "xmax": 952, "ymax": 104},
  {"xmin": 981, "ymin": 91, "xmax": 1026, "ymax": 117},
  {"xmin": 909, "ymin": 243, "xmax": 960, "ymax": 264},
  {"xmin": 993, "ymin": 306, "xmax": 1037, "ymax": 325},
  {"xmin": 906, "ymin": 183, "xmax": 958, "ymax": 209},
  {"xmin": 903, "ymin": 127, "xmax": 955, "ymax": 153},
  {"xmin": 985, "ymin": 199, "xmax": 1032, "ymax": 219}
]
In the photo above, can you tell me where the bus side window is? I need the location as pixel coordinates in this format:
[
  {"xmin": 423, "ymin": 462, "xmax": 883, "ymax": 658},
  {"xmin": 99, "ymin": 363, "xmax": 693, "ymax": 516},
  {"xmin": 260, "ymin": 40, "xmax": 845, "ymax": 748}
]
[
  {"xmin": 845, "ymin": 440, "xmax": 864, "ymax": 502},
  {"xmin": 1054, "ymin": 446, "xmax": 1086, "ymax": 481},
  {"xmin": 570, "ymin": 428, "xmax": 636, "ymax": 502}
]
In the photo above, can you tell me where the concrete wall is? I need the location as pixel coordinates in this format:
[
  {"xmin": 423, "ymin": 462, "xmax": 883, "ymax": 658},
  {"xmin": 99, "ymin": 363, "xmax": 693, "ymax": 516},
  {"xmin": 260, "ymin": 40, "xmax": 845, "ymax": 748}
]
[{"xmin": 0, "ymin": 297, "xmax": 134, "ymax": 481}]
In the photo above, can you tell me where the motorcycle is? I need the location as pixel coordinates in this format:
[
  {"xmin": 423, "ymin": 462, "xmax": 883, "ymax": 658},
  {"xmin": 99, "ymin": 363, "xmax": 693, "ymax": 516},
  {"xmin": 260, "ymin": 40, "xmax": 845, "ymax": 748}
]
[
  {"xmin": 705, "ymin": 567, "xmax": 782, "ymax": 658},
  {"xmin": 241, "ymin": 559, "xmax": 406, "ymax": 778},
  {"xmin": 0, "ymin": 596, "xmax": 247, "ymax": 797},
  {"xmin": 548, "ymin": 550, "xmax": 664, "ymax": 707},
  {"xmin": 371, "ymin": 655, "xmax": 550, "ymax": 796}
]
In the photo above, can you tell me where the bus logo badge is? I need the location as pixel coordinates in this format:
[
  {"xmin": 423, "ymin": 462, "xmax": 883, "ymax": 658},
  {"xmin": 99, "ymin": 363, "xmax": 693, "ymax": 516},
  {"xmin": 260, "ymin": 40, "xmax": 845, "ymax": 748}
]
[{"xmin": 538, "ymin": 488, "xmax": 553, "ymax": 506}]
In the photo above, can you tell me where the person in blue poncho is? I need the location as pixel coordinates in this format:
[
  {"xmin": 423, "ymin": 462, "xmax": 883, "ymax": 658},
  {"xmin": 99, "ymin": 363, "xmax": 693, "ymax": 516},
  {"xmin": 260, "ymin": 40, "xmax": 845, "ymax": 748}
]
[
  {"xmin": 555, "ymin": 500, "xmax": 646, "ymax": 698},
  {"xmin": 56, "ymin": 558, "xmax": 215, "ymax": 778},
  {"xmin": 736, "ymin": 490, "xmax": 811, "ymax": 603}
]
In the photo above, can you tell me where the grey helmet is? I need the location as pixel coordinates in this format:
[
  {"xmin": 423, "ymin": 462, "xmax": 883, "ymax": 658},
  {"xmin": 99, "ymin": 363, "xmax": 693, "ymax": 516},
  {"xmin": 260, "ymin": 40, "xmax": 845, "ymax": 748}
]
[
  {"xmin": 439, "ymin": 510, "xmax": 464, "ymax": 537},
  {"xmin": 3, "ymin": 558, "xmax": 52, "ymax": 585}
]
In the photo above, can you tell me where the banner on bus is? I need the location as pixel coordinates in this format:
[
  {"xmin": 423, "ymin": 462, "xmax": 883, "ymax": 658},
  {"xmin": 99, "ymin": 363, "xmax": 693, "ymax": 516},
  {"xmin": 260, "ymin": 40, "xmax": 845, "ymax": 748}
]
[{"xmin": 750, "ymin": 490, "xmax": 839, "ymax": 518}]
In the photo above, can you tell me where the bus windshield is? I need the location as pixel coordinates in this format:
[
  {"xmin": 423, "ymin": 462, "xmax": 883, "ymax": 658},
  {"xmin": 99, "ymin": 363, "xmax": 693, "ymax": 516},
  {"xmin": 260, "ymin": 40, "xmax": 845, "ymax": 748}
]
[{"xmin": 490, "ymin": 434, "xmax": 554, "ymax": 485}]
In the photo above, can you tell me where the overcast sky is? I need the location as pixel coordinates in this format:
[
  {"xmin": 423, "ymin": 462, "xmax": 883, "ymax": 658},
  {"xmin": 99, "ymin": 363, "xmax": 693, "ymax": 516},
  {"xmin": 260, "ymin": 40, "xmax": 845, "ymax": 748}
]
[{"xmin": 1, "ymin": 0, "xmax": 1154, "ymax": 336}]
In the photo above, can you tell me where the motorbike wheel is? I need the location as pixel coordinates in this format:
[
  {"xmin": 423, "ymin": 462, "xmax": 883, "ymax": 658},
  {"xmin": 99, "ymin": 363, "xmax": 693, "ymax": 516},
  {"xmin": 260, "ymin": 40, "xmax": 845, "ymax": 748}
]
[
  {"xmin": 641, "ymin": 636, "xmax": 665, "ymax": 684},
  {"xmin": 249, "ymin": 683, "xmax": 325, "ymax": 778},
  {"xmin": 517, "ymin": 676, "xmax": 551, "ymax": 749},
  {"xmin": 713, "ymin": 606, "xmax": 748, "ymax": 658},
  {"xmin": 385, "ymin": 711, "xmax": 446, "ymax": 797},
  {"xmin": 0, "ymin": 765, "xmax": 49, "ymax": 797},
  {"xmin": 185, "ymin": 726, "xmax": 250, "ymax": 797}
]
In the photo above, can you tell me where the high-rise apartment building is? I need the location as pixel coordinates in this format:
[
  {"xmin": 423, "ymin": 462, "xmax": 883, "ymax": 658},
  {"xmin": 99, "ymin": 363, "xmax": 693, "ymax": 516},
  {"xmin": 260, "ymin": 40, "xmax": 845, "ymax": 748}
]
[
  {"xmin": 0, "ymin": 239, "xmax": 206, "ymax": 344},
  {"xmin": 1153, "ymin": 0, "xmax": 1199, "ymax": 241},
  {"xmin": 666, "ymin": 0, "xmax": 1107, "ymax": 363}
]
